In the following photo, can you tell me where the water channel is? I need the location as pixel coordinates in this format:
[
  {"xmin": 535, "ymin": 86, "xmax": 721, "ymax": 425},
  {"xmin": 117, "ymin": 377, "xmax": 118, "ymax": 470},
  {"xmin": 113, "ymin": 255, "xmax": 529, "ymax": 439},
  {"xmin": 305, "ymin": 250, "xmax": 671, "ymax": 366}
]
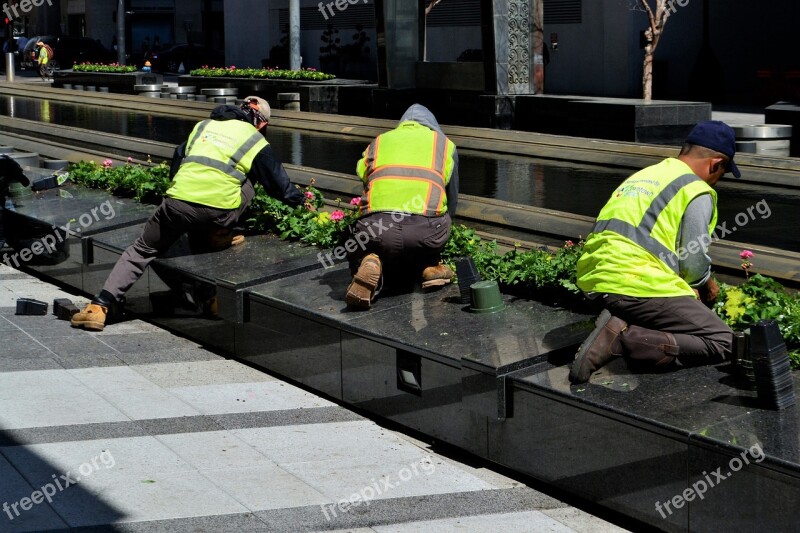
[{"xmin": 1, "ymin": 94, "xmax": 797, "ymax": 251}]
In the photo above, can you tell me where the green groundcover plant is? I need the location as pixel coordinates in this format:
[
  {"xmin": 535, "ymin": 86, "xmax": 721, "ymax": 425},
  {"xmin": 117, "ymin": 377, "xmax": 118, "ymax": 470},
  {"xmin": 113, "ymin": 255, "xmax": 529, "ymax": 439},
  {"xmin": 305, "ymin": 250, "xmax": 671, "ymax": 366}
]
[
  {"xmin": 189, "ymin": 66, "xmax": 335, "ymax": 81},
  {"xmin": 72, "ymin": 63, "xmax": 138, "ymax": 73},
  {"xmin": 67, "ymin": 159, "xmax": 800, "ymax": 367}
]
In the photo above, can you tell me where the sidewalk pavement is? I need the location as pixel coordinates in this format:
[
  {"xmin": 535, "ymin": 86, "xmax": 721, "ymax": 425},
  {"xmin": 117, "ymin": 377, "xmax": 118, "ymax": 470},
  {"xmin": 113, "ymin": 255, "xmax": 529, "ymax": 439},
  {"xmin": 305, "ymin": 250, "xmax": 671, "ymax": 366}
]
[{"xmin": 0, "ymin": 264, "xmax": 630, "ymax": 532}]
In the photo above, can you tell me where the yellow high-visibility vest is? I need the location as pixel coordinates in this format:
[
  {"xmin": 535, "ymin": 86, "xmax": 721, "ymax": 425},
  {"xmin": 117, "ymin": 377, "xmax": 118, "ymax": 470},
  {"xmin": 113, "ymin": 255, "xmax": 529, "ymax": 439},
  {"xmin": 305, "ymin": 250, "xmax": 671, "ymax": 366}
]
[
  {"xmin": 167, "ymin": 119, "xmax": 267, "ymax": 209},
  {"xmin": 577, "ymin": 158, "xmax": 718, "ymax": 298},
  {"xmin": 357, "ymin": 121, "xmax": 455, "ymax": 216}
]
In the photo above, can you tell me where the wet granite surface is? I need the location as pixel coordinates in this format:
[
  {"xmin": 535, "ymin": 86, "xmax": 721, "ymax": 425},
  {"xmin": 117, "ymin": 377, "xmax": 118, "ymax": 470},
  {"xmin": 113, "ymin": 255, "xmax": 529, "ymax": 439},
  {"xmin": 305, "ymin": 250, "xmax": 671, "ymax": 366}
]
[
  {"xmin": 6, "ymin": 183, "xmax": 155, "ymax": 236},
  {"xmin": 509, "ymin": 358, "xmax": 800, "ymax": 472},
  {"xmin": 245, "ymin": 263, "xmax": 596, "ymax": 373}
]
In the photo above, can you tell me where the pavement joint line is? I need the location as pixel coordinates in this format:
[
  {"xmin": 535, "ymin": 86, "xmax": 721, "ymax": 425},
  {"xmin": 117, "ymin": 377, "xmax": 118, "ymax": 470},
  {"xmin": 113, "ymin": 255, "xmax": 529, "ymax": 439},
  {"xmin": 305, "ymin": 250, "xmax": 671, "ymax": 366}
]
[
  {"xmin": 0, "ymin": 407, "xmax": 365, "ymax": 447},
  {"xmin": 0, "ymin": 314, "xmax": 60, "ymax": 357}
]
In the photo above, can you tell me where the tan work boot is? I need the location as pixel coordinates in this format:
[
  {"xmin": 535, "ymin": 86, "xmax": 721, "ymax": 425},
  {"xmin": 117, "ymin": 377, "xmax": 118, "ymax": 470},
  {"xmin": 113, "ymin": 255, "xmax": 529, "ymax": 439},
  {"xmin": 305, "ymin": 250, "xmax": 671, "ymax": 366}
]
[
  {"xmin": 421, "ymin": 263, "xmax": 454, "ymax": 289},
  {"xmin": 569, "ymin": 309, "xmax": 628, "ymax": 384},
  {"xmin": 345, "ymin": 254, "xmax": 382, "ymax": 309},
  {"xmin": 70, "ymin": 303, "xmax": 109, "ymax": 331},
  {"xmin": 207, "ymin": 228, "xmax": 245, "ymax": 251}
]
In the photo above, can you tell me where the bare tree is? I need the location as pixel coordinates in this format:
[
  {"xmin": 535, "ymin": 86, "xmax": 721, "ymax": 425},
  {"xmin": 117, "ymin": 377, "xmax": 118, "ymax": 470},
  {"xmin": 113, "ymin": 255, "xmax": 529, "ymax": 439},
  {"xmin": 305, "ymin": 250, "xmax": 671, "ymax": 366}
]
[
  {"xmin": 426, "ymin": 0, "xmax": 443, "ymax": 16},
  {"xmin": 637, "ymin": 0, "xmax": 674, "ymax": 101},
  {"xmin": 423, "ymin": 0, "xmax": 443, "ymax": 61}
]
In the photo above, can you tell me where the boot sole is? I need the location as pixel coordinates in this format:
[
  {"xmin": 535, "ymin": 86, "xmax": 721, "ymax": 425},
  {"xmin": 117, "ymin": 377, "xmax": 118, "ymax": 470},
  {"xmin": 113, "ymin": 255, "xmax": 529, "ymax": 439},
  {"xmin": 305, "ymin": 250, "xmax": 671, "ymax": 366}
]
[
  {"xmin": 569, "ymin": 309, "xmax": 614, "ymax": 383},
  {"xmin": 70, "ymin": 320, "xmax": 105, "ymax": 331},
  {"xmin": 421, "ymin": 278, "xmax": 452, "ymax": 289},
  {"xmin": 345, "ymin": 278, "xmax": 374, "ymax": 308}
]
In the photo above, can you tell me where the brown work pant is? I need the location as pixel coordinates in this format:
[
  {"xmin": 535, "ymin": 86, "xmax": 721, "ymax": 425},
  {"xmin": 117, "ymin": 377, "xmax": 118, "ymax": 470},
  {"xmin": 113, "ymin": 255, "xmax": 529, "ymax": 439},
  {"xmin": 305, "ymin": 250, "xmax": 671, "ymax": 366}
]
[
  {"xmin": 346, "ymin": 212, "xmax": 451, "ymax": 289},
  {"xmin": 101, "ymin": 180, "xmax": 255, "ymax": 302},
  {"xmin": 601, "ymin": 293, "xmax": 733, "ymax": 366}
]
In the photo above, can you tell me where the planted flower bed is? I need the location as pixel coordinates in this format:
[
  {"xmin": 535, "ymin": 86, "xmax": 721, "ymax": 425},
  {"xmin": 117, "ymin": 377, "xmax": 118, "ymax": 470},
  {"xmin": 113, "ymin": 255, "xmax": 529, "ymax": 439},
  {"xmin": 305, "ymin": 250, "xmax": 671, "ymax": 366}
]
[
  {"xmin": 67, "ymin": 159, "xmax": 800, "ymax": 367},
  {"xmin": 189, "ymin": 66, "xmax": 335, "ymax": 81},
  {"xmin": 73, "ymin": 63, "xmax": 138, "ymax": 74}
]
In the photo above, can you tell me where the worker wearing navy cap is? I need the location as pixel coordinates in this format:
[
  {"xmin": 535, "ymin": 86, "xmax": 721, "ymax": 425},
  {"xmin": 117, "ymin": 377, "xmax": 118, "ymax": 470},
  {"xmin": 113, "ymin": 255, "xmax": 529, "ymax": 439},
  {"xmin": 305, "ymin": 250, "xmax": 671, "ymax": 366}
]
[{"xmin": 570, "ymin": 120, "xmax": 740, "ymax": 383}]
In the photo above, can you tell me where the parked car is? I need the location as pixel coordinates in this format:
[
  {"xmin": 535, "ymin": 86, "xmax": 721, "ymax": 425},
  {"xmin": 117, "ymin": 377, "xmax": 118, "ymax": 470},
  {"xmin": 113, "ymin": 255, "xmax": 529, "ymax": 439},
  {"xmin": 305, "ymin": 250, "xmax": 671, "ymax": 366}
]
[
  {"xmin": 145, "ymin": 44, "xmax": 225, "ymax": 73},
  {"xmin": 21, "ymin": 36, "xmax": 115, "ymax": 73}
]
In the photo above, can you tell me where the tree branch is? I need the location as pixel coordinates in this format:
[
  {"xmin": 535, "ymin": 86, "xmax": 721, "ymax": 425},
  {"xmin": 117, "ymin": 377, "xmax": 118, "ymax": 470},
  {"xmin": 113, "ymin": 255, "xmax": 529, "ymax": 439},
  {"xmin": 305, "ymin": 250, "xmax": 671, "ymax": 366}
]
[{"xmin": 425, "ymin": 0, "xmax": 443, "ymax": 17}]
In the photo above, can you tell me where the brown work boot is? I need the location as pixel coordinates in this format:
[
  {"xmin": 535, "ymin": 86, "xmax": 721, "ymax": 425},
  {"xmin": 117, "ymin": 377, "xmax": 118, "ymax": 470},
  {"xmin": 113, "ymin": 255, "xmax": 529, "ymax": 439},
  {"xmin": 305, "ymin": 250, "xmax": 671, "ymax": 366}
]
[
  {"xmin": 421, "ymin": 263, "xmax": 454, "ymax": 289},
  {"xmin": 207, "ymin": 228, "xmax": 245, "ymax": 251},
  {"xmin": 70, "ymin": 303, "xmax": 108, "ymax": 331},
  {"xmin": 569, "ymin": 309, "xmax": 628, "ymax": 384},
  {"xmin": 620, "ymin": 326, "xmax": 680, "ymax": 369},
  {"xmin": 345, "ymin": 254, "xmax": 382, "ymax": 309}
]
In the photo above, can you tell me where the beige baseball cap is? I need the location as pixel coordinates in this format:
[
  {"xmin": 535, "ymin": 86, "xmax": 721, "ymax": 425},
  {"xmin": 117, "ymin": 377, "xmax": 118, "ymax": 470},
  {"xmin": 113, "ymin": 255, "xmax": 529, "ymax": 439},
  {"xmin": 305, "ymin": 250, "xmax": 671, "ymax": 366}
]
[{"xmin": 243, "ymin": 95, "xmax": 271, "ymax": 122}]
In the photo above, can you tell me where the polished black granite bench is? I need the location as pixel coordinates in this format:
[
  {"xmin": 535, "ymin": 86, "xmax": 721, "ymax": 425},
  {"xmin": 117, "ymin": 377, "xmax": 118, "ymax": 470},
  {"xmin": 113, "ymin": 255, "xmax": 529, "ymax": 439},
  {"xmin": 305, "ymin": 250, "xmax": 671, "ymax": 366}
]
[
  {"xmin": 494, "ymin": 359, "xmax": 800, "ymax": 532},
  {"xmin": 514, "ymin": 95, "xmax": 711, "ymax": 145},
  {"xmin": 4, "ymin": 183, "xmax": 156, "ymax": 290},
  {"xmin": 87, "ymin": 223, "xmax": 324, "ymax": 351},
  {"xmin": 236, "ymin": 263, "xmax": 595, "ymax": 456}
]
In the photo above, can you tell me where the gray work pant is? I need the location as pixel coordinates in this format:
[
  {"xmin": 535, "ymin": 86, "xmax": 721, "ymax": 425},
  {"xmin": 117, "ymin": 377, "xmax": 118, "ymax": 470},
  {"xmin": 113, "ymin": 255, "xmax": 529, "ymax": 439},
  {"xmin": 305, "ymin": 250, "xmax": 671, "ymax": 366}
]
[
  {"xmin": 602, "ymin": 293, "xmax": 733, "ymax": 365},
  {"xmin": 101, "ymin": 180, "xmax": 255, "ymax": 301}
]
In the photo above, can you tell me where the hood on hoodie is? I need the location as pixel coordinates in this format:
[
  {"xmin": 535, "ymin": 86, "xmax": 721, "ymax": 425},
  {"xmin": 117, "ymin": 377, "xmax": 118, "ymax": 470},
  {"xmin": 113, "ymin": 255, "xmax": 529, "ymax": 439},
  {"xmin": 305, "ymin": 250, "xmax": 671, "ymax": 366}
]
[
  {"xmin": 398, "ymin": 104, "xmax": 445, "ymax": 136},
  {"xmin": 209, "ymin": 105, "xmax": 250, "ymax": 122}
]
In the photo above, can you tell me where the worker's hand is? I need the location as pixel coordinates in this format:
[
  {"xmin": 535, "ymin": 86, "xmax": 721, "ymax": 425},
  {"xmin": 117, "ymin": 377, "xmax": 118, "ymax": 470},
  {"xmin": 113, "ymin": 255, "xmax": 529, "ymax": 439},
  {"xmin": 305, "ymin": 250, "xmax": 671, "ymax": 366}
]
[
  {"xmin": 703, "ymin": 277, "xmax": 720, "ymax": 304},
  {"xmin": 304, "ymin": 201, "xmax": 317, "ymax": 212}
]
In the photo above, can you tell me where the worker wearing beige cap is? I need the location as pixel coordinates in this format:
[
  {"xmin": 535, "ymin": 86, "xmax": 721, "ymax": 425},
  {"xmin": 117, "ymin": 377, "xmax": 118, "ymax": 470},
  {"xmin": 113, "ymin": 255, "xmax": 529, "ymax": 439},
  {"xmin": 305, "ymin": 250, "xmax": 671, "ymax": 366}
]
[{"xmin": 72, "ymin": 96, "xmax": 304, "ymax": 331}]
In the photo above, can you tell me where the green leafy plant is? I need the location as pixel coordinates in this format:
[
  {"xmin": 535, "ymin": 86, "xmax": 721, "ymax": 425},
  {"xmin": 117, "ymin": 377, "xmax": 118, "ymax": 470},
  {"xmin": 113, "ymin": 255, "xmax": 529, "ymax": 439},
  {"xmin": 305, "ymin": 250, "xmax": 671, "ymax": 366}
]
[
  {"xmin": 68, "ymin": 158, "xmax": 170, "ymax": 202},
  {"xmin": 72, "ymin": 63, "xmax": 138, "ymax": 73},
  {"xmin": 189, "ymin": 66, "xmax": 335, "ymax": 81},
  {"xmin": 714, "ymin": 273, "xmax": 800, "ymax": 367}
]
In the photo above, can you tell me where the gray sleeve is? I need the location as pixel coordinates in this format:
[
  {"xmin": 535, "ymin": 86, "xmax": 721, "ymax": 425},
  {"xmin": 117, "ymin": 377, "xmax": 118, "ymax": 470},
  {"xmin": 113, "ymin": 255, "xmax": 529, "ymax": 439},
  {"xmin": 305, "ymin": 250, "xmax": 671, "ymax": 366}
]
[{"xmin": 678, "ymin": 194, "xmax": 714, "ymax": 287}]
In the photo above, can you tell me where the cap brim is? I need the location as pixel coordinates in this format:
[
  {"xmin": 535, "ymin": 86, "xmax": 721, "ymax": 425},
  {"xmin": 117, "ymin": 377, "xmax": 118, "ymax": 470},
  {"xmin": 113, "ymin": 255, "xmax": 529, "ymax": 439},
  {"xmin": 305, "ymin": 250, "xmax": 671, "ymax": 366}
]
[{"xmin": 729, "ymin": 160, "xmax": 741, "ymax": 179}]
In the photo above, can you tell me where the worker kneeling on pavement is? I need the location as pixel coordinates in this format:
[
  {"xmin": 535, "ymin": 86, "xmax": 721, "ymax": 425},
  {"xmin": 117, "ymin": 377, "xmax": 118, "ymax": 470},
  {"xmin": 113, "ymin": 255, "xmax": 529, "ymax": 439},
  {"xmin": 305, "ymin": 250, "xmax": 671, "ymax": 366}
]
[
  {"xmin": 570, "ymin": 120, "xmax": 739, "ymax": 383},
  {"xmin": 72, "ymin": 97, "xmax": 304, "ymax": 331},
  {"xmin": 344, "ymin": 104, "xmax": 459, "ymax": 309}
]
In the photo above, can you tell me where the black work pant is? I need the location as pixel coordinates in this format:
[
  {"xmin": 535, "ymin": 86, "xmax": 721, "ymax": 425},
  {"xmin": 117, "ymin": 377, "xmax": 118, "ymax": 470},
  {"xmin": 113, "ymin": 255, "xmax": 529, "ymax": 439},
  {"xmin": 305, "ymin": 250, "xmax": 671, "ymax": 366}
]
[
  {"xmin": 601, "ymin": 293, "xmax": 733, "ymax": 365},
  {"xmin": 346, "ymin": 212, "xmax": 451, "ymax": 288},
  {"xmin": 101, "ymin": 180, "xmax": 255, "ymax": 302}
]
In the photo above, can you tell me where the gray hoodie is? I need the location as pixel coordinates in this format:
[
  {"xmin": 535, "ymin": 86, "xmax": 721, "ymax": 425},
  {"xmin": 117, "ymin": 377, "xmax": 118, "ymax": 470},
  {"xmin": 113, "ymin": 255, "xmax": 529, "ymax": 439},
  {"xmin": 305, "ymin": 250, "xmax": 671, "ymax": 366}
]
[{"xmin": 398, "ymin": 104, "xmax": 459, "ymax": 217}]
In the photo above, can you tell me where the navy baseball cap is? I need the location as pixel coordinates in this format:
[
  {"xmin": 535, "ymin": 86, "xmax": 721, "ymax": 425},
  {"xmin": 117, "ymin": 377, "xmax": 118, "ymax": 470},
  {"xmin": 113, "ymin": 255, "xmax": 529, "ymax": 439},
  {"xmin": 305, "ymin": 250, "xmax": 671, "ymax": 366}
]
[{"xmin": 685, "ymin": 120, "xmax": 741, "ymax": 178}]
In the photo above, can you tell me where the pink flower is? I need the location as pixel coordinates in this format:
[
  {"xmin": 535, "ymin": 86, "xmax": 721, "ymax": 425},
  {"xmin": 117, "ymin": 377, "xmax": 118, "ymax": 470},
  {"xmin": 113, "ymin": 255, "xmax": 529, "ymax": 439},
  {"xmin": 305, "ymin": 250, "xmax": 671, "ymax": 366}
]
[
  {"xmin": 739, "ymin": 250, "xmax": 754, "ymax": 259},
  {"xmin": 102, "ymin": 159, "xmax": 113, "ymax": 169},
  {"xmin": 330, "ymin": 210, "xmax": 345, "ymax": 222},
  {"xmin": 564, "ymin": 240, "xmax": 574, "ymax": 248},
  {"xmin": 305, "ymin": 191, "xmax": 315, "ymax": 200},
  {"xmin": 349, "ymin": 197, "xmax": 361, "ymax": 206},
  {"xmin": 127, "ymin": 156, "xmax": 134, "ymax": 164}
]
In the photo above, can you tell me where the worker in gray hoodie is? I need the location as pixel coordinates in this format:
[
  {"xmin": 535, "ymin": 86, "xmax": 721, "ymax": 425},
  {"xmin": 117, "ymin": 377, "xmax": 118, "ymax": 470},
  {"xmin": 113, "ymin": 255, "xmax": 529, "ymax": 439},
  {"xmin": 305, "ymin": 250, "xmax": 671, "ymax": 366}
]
[{"xmin": 344, "ymin": 104, "xmax": 459, "ymax": 309}]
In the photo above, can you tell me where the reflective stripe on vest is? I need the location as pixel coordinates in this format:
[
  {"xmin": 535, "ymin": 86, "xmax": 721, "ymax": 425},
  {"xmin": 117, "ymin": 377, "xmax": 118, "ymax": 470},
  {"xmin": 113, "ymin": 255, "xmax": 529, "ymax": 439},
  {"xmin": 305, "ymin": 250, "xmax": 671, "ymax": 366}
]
[
  {"xmin": 182, "ymin": 120, "xmax": 266, "ymax": 184},
  {"xmin": 590, "ymin": 173, "xmax": 700, "ymax": 274},
  {"xmin": 362, "ymin": 129, "xmax": 451, "ymax": 216},
  {"xmin": 167, "ymin": 119, "xmax": 268, "ymax": 209}
]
